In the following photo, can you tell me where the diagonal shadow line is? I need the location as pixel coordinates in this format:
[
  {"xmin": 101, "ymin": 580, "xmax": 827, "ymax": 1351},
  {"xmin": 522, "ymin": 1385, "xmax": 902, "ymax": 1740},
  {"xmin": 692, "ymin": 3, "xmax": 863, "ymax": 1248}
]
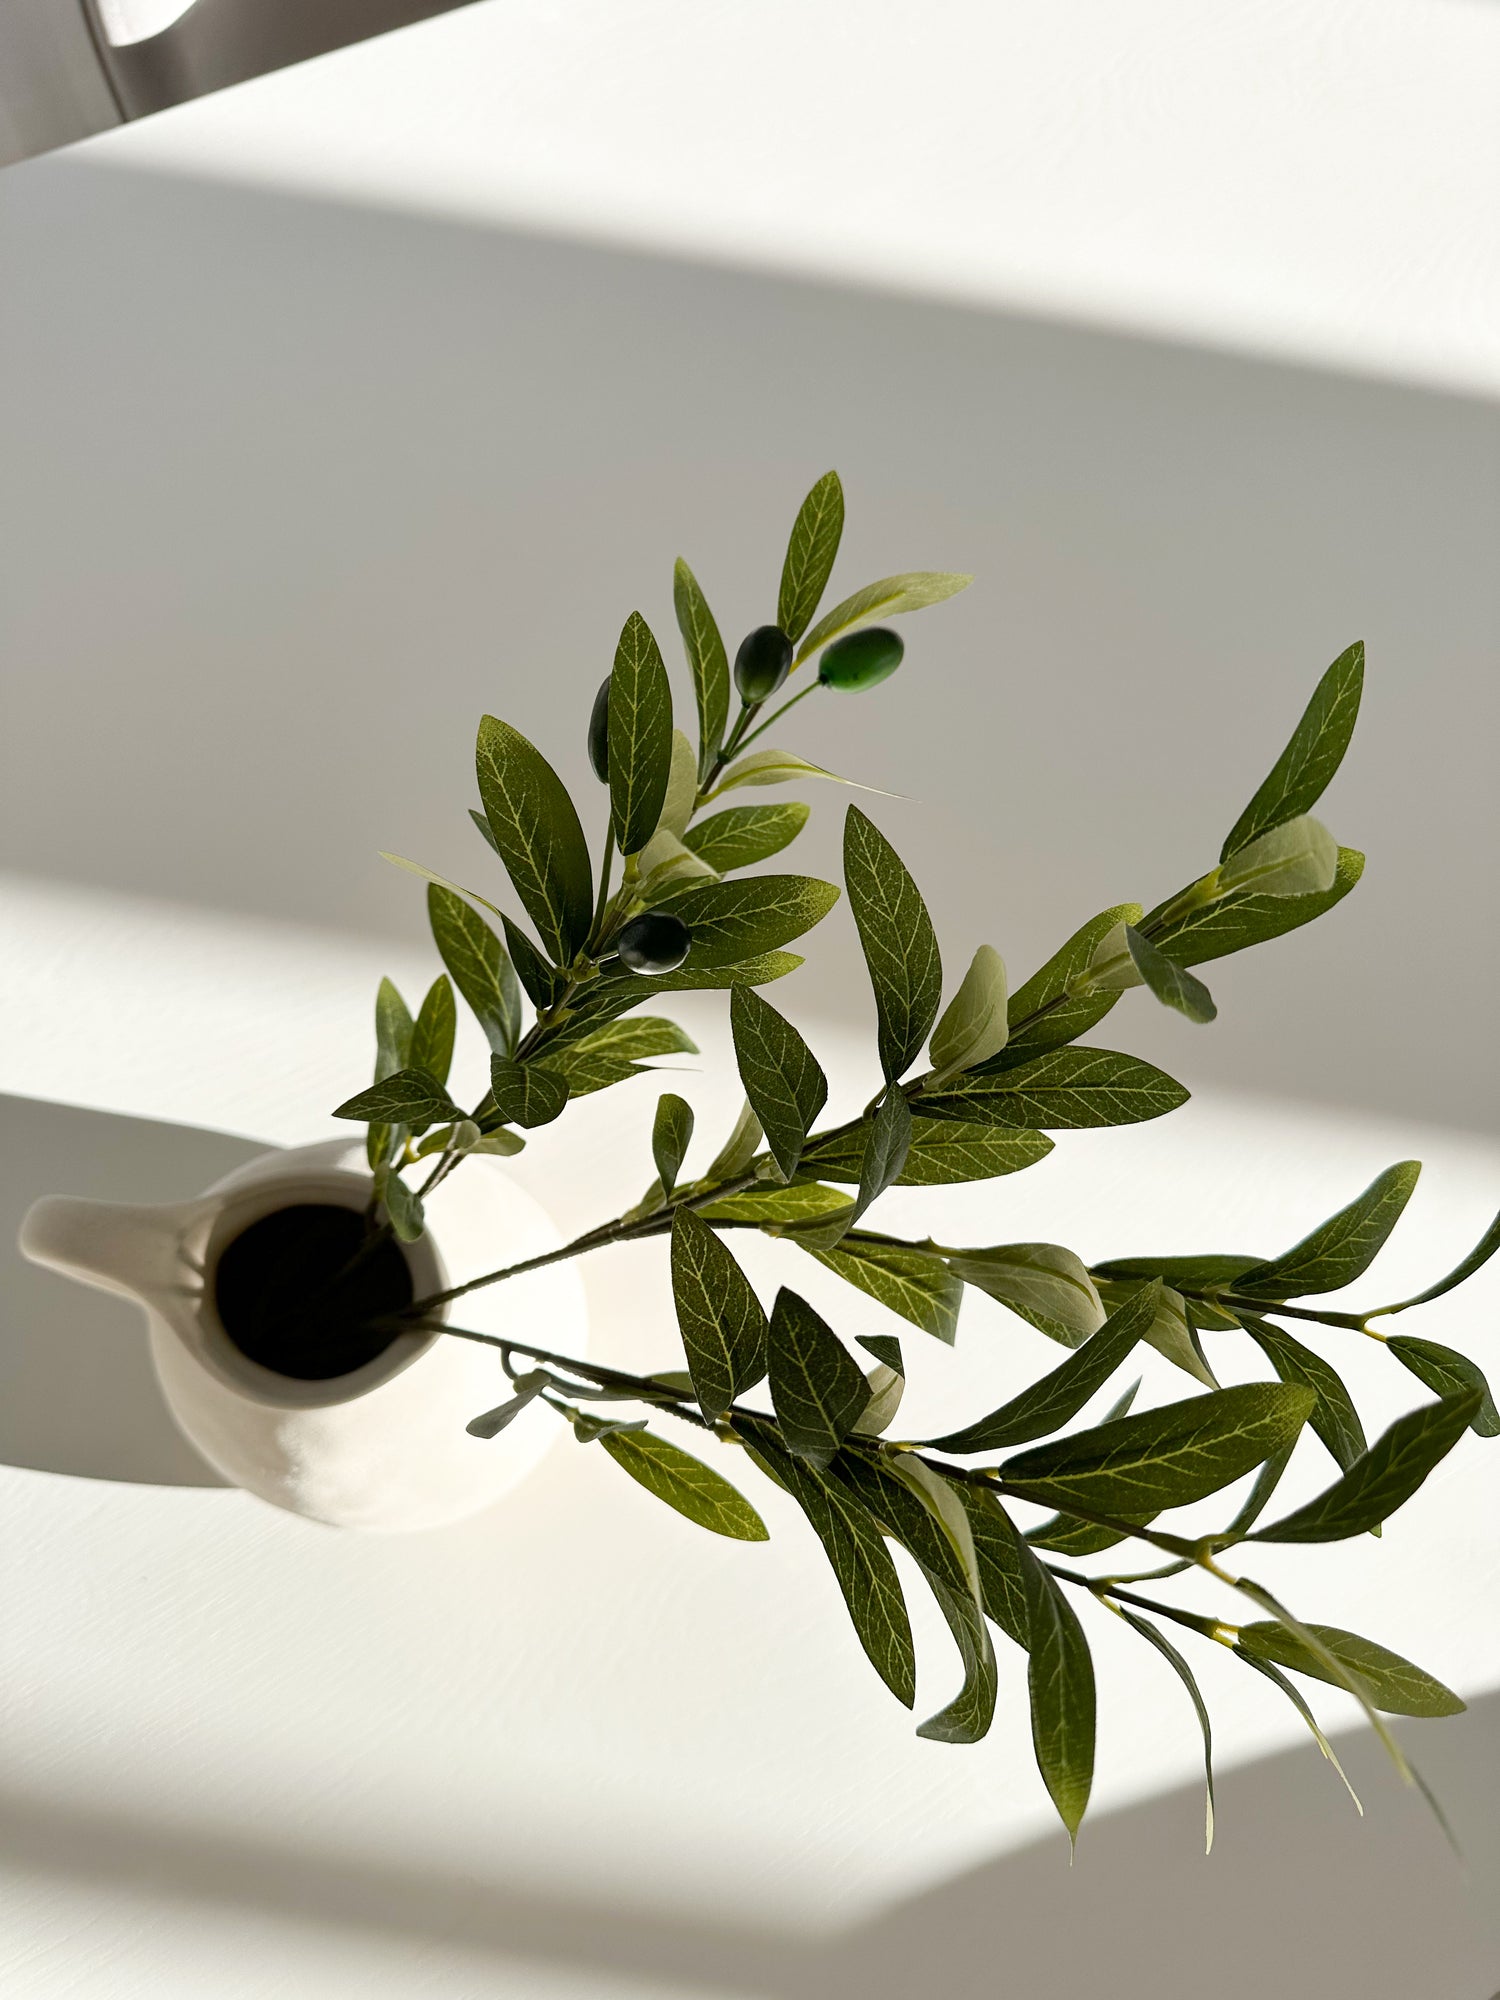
[{"xmin": 3, "ymin": 1693, "xmax": 1498, "ymax": 1998}]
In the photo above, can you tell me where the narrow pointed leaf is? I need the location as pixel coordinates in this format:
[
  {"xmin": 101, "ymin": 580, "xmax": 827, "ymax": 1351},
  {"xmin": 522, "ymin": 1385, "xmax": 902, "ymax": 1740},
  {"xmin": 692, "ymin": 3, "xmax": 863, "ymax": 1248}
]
[
  {"xmin": 921, "ymin": 1045, "xmax": 1189, "ymax": 1130},
  {"xmin": 374, "ymin": 976, "xmax": 414, "ymax": 1076},
  {"xmin": 652, "ymin": 1093, "xmax": 695, "ymax": 1197},
  {"xmin": 778, "ymin": 469, "xmax": 844, "ymax": 643},
  {"xmin": 1152, "ymin": 846, "xmax": 1364, "ymax": 967},
  {"xmin": 1010, "ymin": 1516, "xmax": 1096, "ymax": 1844},
  {"xmin": 795, "ymin": 570, "xmax": 972, "ymax": 663},
  {"xmin": 335, "ymin": 1068, "xmax": 455, "ymax": 1125},
  {"xmin": 1116, "ymin": 1609, "xmax": 1216, "ymax": 1851},
  {"xmin": 1218, "ymin": 814, "xmax": 1338, "ymax": 899},
  {"xmin": 804, "ymin": 1117, "xmax": 1051, "ymax": 1188},
  {"xmin": 929, "ymin": 945, "xmax": 1010, "ymax": 1078},
  {"xmin": 671, "ymin": 1208, "xmax": 769, "ymax": 1418},
  {"xmin": 951, "ymin": 1483, "xmax": 1032, "ymax": 1648},
  {"xmin": 994, "ymin": 904, "xmax": 1142, "ymax": 1066},
  {"xmin": 844, "ymin": 805, "xmax": 942, "ymax": 1080},
  {"xmin": 466, "ymin": 1371, "xmax": 549, "ymax": 1438},
  {"xmin": 409, "ymin": 975, "xmax": 457, "ymax": 1092},
  {"xmin": 475, "ymin": 714, "xmax": 593, "ymax": 963},
  {"xmin": 565, "ymin": 1016, "xmax": 698, "ymax": 1063},
  {"xmin": 930, "ymin": 1282, "xmax": 1160, "ymax": 1452},
  {"xmin": 428, "ymin": 884, "xmax": 521, "ymax": 1056},
  {"xmin": 849, "ymin": 1084, "xmax": 911, "ymax": 1227},
  {"xmin": 674, "ymin": 557, "xmax": 731, "ymax": 783},
  {"xmin": 729, "ymin": 984, "xmax": 827, "ymax": 1181},
  {"xmin": 599, "ymin": 1428, "xmax": 768, "ymax": 1540},
  {"xmin": 1237, "ymin": 1162, "xmax": 1421, "ymax": 1300},
  {"xmin": 502, "ymin": 914, "xmax": 565, "ymax": 1009},
  {"xmin": 684, "ymin": 802, "xmax": 810, "ymax": 872},
  {"xmin": 1235, "ymin": 1651, "xmax": 1364, "ymax": 1812},
  {"xmin": 944, "ymin": 1242, "xmax": 1105, "ymax": 1348},
  {"xmin": 1002, "ymin": 1383, "xmax": 1315, "ymax": 1515},
  {"xmin": 1125, "ymin": 925, "xmax": 1217, "ymax": 1023},
  {"xmin": 741, "ymin": 1419, "xmax": 915, "ymax": 1706},
  {"xmin": 1095, "ymin": 1279, "xmax": 1219, "ymax": 1389},
  {"xmin": 1386, "ymin": 1336, "xmax": 1499, "ymax": 1437},
  {"xmin": 1235, "ymin": 1622, "xmax": 1464, "ymax": 1717},
  {"xmin": 383, "ymin": 1171, "xmax": 425, "ymax": 1243},
  {"xmin": 1221, "ymin": 643, "xmax": 1364, "ymax": 862},
  {"xmin": 1374, "ymin": 1209, "xmax": 1500, "ymax": 1317},
  {"xmin": 1239, "ymin": 1312, "xmax": 1366, "ymax": 1469},
  {"xmin": 698, "ymin": 1182, "xmax": 852, "ymax": 1227},
  {"xmin": 708, "ymin": 748, "xmax": 875, "ymax": 795},
  {"xmin": 658, "ymin": 873, "xmax": 840, "ymax": 967},
  {"xmin": 487, "ymin": 1057, "xmax": 569, "ymax": 1129},
  {"xmin": 804, "ymin": 1237, "xmax": 963, "ymax": 1342},
  {"xmin": 767, "ymin": 1288, "xmax": 870, "ymax": 1465},
  {"xmin": 706, "ymin": 1098, "xmax": 765, "ymax": 1181},
  {"xmin": 1254, "ymin": 1390, "xmax": 1480, "ymax": 1542},
  {"xmin": 608, "ymin": 611, "xmax": 675, "ymax": 856}
]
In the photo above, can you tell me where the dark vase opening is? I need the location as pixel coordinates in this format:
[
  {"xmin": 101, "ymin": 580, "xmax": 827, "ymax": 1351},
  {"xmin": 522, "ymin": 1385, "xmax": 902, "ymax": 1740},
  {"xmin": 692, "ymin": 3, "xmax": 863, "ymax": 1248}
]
[{"xmin": 214, "ymin": 1203, "xmax": 415, "ymax": 1381}]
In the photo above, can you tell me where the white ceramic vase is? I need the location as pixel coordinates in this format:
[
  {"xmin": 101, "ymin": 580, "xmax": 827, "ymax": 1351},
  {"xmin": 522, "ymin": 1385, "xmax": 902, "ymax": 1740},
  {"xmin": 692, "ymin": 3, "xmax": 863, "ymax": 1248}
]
[{"xmin": 19, "ymin": 1137, "xmax": 588, "ymax": 1531}]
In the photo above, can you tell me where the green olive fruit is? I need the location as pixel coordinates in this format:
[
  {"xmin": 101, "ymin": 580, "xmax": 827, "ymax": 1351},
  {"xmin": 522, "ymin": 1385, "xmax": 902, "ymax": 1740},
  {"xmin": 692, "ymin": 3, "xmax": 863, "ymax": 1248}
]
[
  {"xmin": 587, "ymin": 676, "xmax": 611, "ymax": 782},
  {"xmin": 734, "ymin": 625, "xmax": 793, "ymax": 703},
  {"xmin": 616, "ymin": 911, "xmax": 691, "ymax": 975},
  {"xmin": 818, "ymin": 626, "xmax": 904, "ymax": 692}
]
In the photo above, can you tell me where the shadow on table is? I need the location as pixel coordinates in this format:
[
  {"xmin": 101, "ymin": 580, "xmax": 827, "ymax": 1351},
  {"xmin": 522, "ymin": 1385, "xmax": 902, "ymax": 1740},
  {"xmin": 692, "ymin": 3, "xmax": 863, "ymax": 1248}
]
[
  {"xmin": 0, "ymin": 1092, "xmax": 264, "ymax": 1487},
  {"xmin": 2, "ymin": 1692, "xmax": 1497, "ymax": 1997}
]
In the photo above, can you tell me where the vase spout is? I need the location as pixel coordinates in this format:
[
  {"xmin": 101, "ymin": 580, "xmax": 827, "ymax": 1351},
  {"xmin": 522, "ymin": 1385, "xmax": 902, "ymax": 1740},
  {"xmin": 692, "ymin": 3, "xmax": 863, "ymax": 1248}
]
[{"xmin": 19, "ymin": 1193, "xmax": 204, "ymax": 1312}]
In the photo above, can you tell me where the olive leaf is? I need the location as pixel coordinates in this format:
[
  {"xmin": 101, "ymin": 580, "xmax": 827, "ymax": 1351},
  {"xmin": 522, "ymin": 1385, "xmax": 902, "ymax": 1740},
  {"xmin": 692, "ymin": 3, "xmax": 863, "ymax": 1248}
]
[
  {"xmin": 1253, "ymin": 1390, "xmax": 1480, "ymax": 1543},
  {"xmin": 803, "ymin": 1118, "xmax": 1051, "ymax": 1188},
  {"xmin": 1234, "ymin": 1651, "xmax": 1364, "ymax": 1813},
  {"xmin": 803, "ymin": 1237, "xmax": 964, "ymax": 1342},
  {"xmin": 670, "ymin": 1208, "xmax": 769, "ymax": 1418},
  {"xmin": 1000, "ymin": 1383, "xmax": 1315, "ymax": 1516},
  {"xmin": 335, "ymin": 1067, "xmax": 457, "ymax": 1126},
  {"xmin": 608, "ymin": 611, "xmax": 675, "ymax": 857},
  {"xmin": 1093, "ymin": 1279, "xmax": 1218, "ymax": 1389},
  {"xmin": 673, "ymin": 557, "xmax": 731, "ymax": 784},
  {"xmin": 700, "ymin": 1181, "xmax": 851, "ymax": 1226},
  {"xmin": 848, "ymin": 1084, "xmax": 912, "ymax": 1230},
  {"xmin": 767, "ymin": 1287, "xmax": 871, "ymax": 1465},
  {"xmin": 652, "ymin": 1092, "xmax": 695, "ymax": 1197},
  {"xmin": 1235, "ymin": 1161, "xmax": 1421, "ymax": 1300},
  {"xmin": 466, "ymin": 1370, "xmax": 549, "ymax": 1438},
  {"xmin": 950, "ymin": 1483, "xmax": 1031, "ymax": 1649},
  {"xmin": 1371, "ymin": 1207, "xmax": 1500, "ymax": 1317},
  {"xmin": 1150, "ymin": 846, "xmax": 1364, "ymax": 968},
  {"xmin": 1238, "ymin": 1313, "xmax": 1366, "ymax": 1470},
  {"xmin": 657, "ymin": 874, "xmax": 840, "ymax": 966},
  {"xmin": 380, "ymin": 851, "xmax": 510, "ymax": 920},
  {"xmin": 1385, "ymin": 1336, "xmax": 1500, "ymax": 1437},
  {"xmin": 382, "ymin": 1171, "xmax": 425, "ymax": 1243},
  {"xmin": 729, "ymin": 984, "xmax": 828, "ymax": 1181},
  {"xmin": 1218, "ymin": 815, "xmax": 1340, "ymax": 900},
  {"xmin": 993, "ymin": 904, "xmax": 1142, "ymax": 1066},
  {"xmin": 778, "ymin": 470, "xmax": 845, "ymax": 644},
  {"xmin": 1221, "ymin": 643, "xmax": 1364, "ymax": 863},
  {"xmin": 844, "ymin": 805, "xmax": 942, "ymax": 1081},
  {"xmin": 366, "ymin": 975, "xmax": 415, "ymax": 1169},
  {"xmin": 1001, "ymin": 1509, "xmax": 1096, "ymax": 1846},
  {"xmin": 943, "ymin": 1242, "xmax": 1106, "ymax": 1348},
  {"xmin": 741, "ymin": 1420, "xmax": 916, "ymax": 1707},
  {"xmin": 409, "ymin": 975, "xmax": 457, "ymax": 1093},
  {"xmin": 851, "ymin": 1339, "xmax": 905, "ymax": 1436},
  {"xmin": 920, "ymin": 1047, "xmax": 1189, "ymax": 1130},
  {"xmin": 599, "ymin": 1428, "xmax": 769, "ymax": 1541},
  {"xmin": 487, "ymin": 1057, "xmax": 569, "ymax": 1129},
  {"xmin": 929, "ymin": 945, "xmax": 1010, "ymax": 1079},
  {"xmin": 705, "ymin": 1098, "xmax": 765, "ymax": 1180},
  {"xmin": 684, "ymin": 802, "xmax": 811, "ymax": 873},
  {"xmin": 928, "ymin": 1281, "xmax": 1160, "ymax": 1452},
  {"xmin": 502, "ymin": 914, "xmax": 565, "ymax": 1009},
  {"xmin": 1234, "ymin": 1622, "xmax": 1463, "ymax": 1717},
  {"xmin": 427, "ymin": 884, "xmax": 521, "ymax": 1056},
  {"xmin": 1115, "ymin": 1608, "xmax": 1217, "ymax": 1853},
  {"xmin": 475, "ymin": 714, "xmax": 594, "ymax": 964},
  {"xmin": 709, "ymin": 748, "xmax": 874, "ymax": 796},
  {"xmin": 1124, "ymin": 925, "xmax": 1216, "ymax": 1024},
  {"xmin": 795, "ymin": 570, "xmax": 972, "ymax": 664},
  {"xmin": 655, "ymin": 728, "xmax": 699, "ymax": 841}
]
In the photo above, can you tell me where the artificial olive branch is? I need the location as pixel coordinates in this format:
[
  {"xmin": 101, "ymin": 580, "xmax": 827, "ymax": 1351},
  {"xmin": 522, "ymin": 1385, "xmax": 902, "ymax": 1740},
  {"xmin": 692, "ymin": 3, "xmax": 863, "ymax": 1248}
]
[{"xmin": 322, "ymin": 471, "xmax": 1495, "ymax": 1852}]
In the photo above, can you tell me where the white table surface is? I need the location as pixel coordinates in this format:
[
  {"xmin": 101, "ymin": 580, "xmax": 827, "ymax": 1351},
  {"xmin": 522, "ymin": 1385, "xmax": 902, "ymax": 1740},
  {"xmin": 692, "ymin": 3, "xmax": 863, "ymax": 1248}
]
[
  {"xmin": 78, "ymin": 0, "xmax": 1500, "ymax": 400},
  {"xmin": 3, "ymin": 869, "xmax": 1499, "ymax": 1996}
]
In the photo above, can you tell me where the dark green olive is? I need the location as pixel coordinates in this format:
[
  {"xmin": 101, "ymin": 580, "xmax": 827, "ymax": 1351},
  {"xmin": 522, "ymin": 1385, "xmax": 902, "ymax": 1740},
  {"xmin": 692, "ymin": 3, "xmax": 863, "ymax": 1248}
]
[
  {"xmin": 587, "ymin": 676, "xmax": 611, "ymax": 782},
  {"xmin": 616, "ymin": 911, "xmax": 691, "ymax": 975},
  {"xmin": 818, "ymin": 626, "xmax": 904, "ymax": 692},
  {"xmin": 734, "ymin": 624, "xmax": 793, "ymax": 703}
]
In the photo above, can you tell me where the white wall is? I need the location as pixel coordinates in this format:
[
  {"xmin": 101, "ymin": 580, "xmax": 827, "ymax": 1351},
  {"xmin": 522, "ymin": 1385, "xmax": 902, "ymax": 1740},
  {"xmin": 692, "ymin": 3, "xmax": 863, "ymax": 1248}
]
[{"xmin": 1, "ymin": 157, "xmax": 1496, "ymax": 1137}]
